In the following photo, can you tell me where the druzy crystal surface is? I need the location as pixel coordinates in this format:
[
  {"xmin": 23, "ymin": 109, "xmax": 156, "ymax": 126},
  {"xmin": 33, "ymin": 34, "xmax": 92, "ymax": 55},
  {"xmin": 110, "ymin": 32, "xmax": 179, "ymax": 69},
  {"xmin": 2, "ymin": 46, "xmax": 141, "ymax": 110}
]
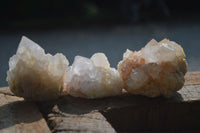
[
  {"xmin": 118, "ymin": 39, "xmax": 187, "ymax": 97},
  {"xmin": 7, "ymin": 36, "xmax": 69, "ymax": 101},
  {"xmin": 65, "ymin": 53, "xmax": 123, "ymax": 99}
]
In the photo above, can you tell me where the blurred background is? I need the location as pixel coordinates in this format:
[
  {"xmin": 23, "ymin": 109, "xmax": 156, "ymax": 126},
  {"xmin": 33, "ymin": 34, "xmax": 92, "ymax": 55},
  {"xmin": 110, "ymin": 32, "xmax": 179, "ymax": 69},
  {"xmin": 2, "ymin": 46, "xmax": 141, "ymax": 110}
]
[{"xmin": 0, "ymin": 0, "xmax": 200, "ymax": 86}]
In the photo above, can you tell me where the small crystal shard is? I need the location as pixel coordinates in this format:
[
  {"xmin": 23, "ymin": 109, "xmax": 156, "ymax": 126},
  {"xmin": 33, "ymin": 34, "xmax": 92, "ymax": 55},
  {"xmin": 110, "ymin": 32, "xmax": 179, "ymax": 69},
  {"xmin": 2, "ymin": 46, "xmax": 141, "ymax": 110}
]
[
  {"xmin": 91, "ymin": 53, "xmax": 110, "ymax": 68},
  {"xmin": 65, "ymin": 53, "xmax": 123, "ymax": 99},
  {"xmin": 118, "ymin": 39, "xmax": 187, "ymax": 98},
  {"xmin": 7, "ymin": 36, "xmax": 69, "ymax": 101}
]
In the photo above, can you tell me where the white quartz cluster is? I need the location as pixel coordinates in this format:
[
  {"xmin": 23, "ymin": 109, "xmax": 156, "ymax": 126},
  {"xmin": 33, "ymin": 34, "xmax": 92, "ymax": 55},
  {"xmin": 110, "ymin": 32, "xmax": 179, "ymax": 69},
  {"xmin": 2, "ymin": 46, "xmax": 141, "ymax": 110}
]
[
  {"xmin": 7, "ymin": 36, "xmax": 188, "ymax": 100},
  {"xmin": 118, "ymin": 39, "xmax": 187, "ymax": 97},
  {"xmin": 65, "ymin": 53, "xmax": 123, "ymax": 99},
  {"xmin": 7, "ymin": 36, "xmax": 69, "ymax": 101}
]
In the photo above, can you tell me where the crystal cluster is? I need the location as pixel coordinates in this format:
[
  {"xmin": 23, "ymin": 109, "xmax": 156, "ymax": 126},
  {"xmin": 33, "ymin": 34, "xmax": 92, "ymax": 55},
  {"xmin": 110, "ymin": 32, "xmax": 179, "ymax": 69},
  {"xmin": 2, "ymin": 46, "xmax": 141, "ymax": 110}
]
[
  {"xmin": 7, "ymin": 36, "xmax": 187, "ymax": 100},
  {"xmin": 7, "ymin": 36, "xmax": 69, "ymax": 101},
  {"xmin": 118, "ymin": 39, "xmax": 187, "ymax": 97},
  {"xmin": 64, "ymin": 53, "xmax": 123, "ymax": 99}
]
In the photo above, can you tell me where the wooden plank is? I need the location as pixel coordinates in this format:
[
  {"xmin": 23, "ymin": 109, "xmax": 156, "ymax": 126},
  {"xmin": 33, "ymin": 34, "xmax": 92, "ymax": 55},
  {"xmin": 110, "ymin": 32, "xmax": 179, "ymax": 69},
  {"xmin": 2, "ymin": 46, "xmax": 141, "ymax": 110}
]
[
  {"xmin": 48, "ymin": 111, "xmax": 116, "ymax": 133},
  {"xmin": 0, "ymin": 88, "xmax": 51, "ymax": 133},
  {"xmin": 38, "ymin": 84, "xmax": 200, "ymax": 133},
  {"xmin": 102, "ymin": 99, "xmax": 200, "ymax": 132},
  {"xmin": 184, "ymin": 71, "xmax": 200, "ymax": 85},
  {"xmin": 0, "ymin": 88, "xmax": 116, "ymax": 133},
  {"xmin": 178, "ymin": 85, "xmax": 200, "ymax": 101},
  {"xmin": 37, "ymin": 72, "xmax": 200, "ymax": 133},
  {"xmin": 38, "ymin": 98, "xmax": 117, "ymax": 133}
]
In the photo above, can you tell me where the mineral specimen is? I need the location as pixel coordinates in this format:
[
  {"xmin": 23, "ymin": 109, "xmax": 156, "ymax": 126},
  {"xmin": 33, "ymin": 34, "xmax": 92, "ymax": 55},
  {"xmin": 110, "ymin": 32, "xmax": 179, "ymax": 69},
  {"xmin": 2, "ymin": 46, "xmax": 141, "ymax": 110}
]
[
  {"xmin": 64, "ymin": 53, "xmax": 123, "ymax": 98},
  {"xmin": 118, "ymin": 39, "xmax": 187, "ymax": 98},
  {"xmin": 7, "ymin": 36, "xmax": 69, "ymax": 101}
]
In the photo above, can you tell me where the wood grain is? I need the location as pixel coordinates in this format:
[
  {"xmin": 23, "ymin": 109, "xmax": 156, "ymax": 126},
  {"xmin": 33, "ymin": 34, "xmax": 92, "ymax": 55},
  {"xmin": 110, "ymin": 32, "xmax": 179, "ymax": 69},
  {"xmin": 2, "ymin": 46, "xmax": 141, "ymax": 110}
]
[
  {"xmin": 0, "ymin": 88, "xmax": 51, "ymax": 133},
  {"xmin": 48, "ymin": 111, "xmax": 116, "ymax": 133},
  {"xmin": 38, "ymin": 97, "xmax": 117, "ymax": 133},
  {"xmin": 185, "ymin": 71, "xmax": 200, "ymax": 85}
]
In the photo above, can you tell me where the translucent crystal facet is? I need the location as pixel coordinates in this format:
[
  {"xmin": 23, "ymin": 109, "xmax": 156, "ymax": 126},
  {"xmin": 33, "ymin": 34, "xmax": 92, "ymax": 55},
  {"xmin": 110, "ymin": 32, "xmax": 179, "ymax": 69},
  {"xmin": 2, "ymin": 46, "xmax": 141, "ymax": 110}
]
[
  {"xmin": 65, "ymin": 53, "xmax": 123, "ymax": 99},
  {"xmin": 118, "ymin": 39, "xmax": 187, "ymax": 98},
  {"xmin": 7, "ymin": 36, "xmax": 69, "ymax": 101},
  {"xmin": 91, "ymin": 53, "xmax": 110, "ymax": 68}
]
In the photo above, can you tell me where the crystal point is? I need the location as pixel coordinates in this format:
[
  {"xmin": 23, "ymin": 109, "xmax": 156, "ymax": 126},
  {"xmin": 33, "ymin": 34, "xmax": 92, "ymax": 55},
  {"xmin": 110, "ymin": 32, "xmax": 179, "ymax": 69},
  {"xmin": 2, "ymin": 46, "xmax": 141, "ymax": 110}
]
[
  {"xmin": 7, "ymin": 36, "xmax": 69, "ymax": 101},
  {"xmin": 91, "ymin": 53, "xmax": 110, "ymax": 68}
]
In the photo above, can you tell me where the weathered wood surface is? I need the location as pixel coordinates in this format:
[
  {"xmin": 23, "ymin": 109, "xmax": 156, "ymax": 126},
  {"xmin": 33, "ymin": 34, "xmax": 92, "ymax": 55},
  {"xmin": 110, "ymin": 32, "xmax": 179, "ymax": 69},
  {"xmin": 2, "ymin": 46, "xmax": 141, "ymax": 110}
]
[
  {"xmin": 0, "ymin": 72, "xmax": 200, "ymax": 133},
  {"xmin": 38, "ymin": 98, "xmax": 117, "ymax": 133},
  {"xmin": 184, "ymin": 71, "xmax": 200, "ymax": 85},
  {"xmin": 37, "ymin": 72, "xmax": 200, "ymax": 133},
  {"xmin": 0, "ymin": 87, "xmax": 51, "ymax": 133}
]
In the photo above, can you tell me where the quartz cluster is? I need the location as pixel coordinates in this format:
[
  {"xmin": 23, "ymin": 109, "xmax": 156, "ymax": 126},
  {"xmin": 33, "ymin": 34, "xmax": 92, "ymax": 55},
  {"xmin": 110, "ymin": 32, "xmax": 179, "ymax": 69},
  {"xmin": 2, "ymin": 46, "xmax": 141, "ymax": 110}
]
[
  {"xmin": 64, "ymin": 53, "xmax": 123, "ymax": 99},
  {"xmin": 118, "ymin": 39, "xmax": 187, "ymax": 97},
  {"xmin": 7, "ymin": 36, "xmax": 187, "ymax": 100},
  {"xmin": 7, "ymin": 36, "xmax": 69, "ymax": 101}
]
